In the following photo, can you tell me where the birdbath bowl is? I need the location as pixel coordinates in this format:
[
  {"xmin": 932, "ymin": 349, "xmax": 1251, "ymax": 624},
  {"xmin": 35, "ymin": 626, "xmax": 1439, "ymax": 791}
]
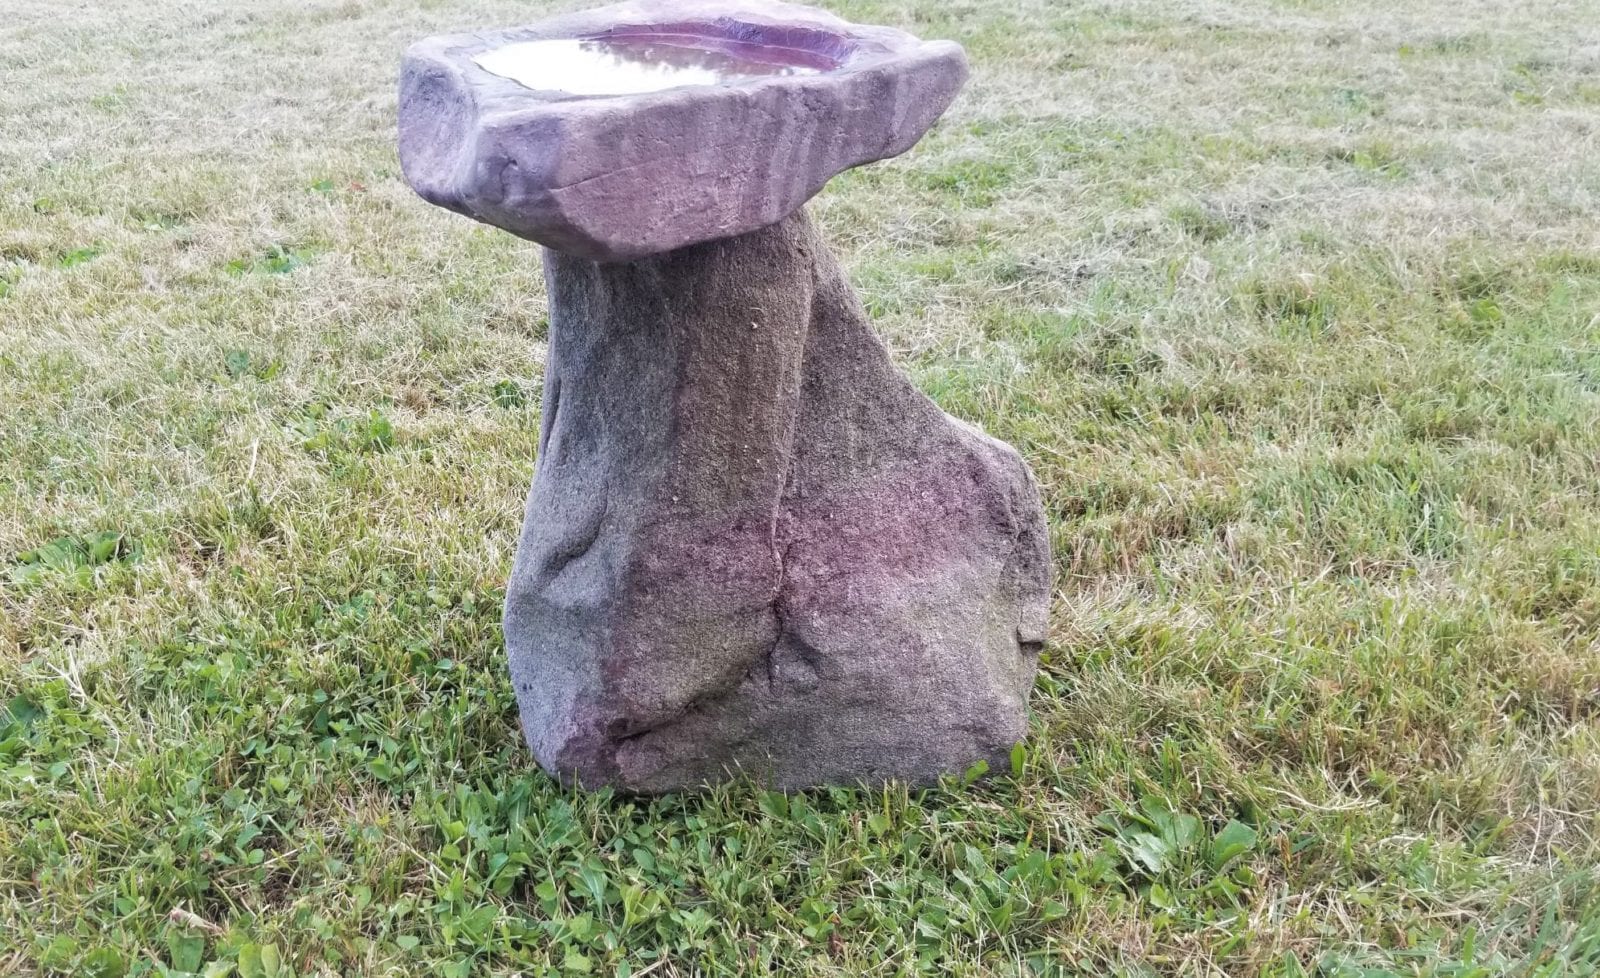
[
  {"xmin": 400, "ymin": 0, "xmax": 967, "ymax": 261},
  {"xmin": 399, "ymin": 0, "xmax": 1052, "ymax": 793}
]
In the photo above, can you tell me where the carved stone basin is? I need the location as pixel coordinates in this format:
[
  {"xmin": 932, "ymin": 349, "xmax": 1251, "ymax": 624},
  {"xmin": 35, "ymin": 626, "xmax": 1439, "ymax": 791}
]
[{"xmin": 398, "ymin": 0, "xmax": 967, "ymax": 261}]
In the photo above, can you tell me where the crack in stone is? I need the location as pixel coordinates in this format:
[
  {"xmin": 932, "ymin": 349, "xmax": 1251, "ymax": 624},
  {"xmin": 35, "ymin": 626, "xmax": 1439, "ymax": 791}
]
[
  {"xmin": 759, "ymin": 248, "xmax": 819, "ymax": 696},
  {"xmin": 765, "ymin": 529, "xmax": 797, "ymax": 692},
  {"xmin": 544, "ymin": 134, "xmax": 753, "ymax": 197}
]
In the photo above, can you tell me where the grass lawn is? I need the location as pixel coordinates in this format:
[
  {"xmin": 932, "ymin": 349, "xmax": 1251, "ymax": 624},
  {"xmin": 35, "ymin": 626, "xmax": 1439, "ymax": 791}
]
[{"xmin": 4, "ymin": 0, "xmax": 1600, "ymax": 974}]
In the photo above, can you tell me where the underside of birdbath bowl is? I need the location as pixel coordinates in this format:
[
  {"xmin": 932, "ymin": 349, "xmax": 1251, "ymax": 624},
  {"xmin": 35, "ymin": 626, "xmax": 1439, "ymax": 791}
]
[{"xmin": 399, "ymin": 0, "xmax": 1053, "ymax": 793}]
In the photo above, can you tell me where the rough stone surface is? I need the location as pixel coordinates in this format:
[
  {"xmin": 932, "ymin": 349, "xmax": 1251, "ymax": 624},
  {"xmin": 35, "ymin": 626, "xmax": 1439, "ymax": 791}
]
[
  {"xmin": 397, "ymin": 0, "xmax": 967, "ymax": 261},
  {"xmin": 505, "ymin": 210, "xmax": 1052, "ymax": 792}
]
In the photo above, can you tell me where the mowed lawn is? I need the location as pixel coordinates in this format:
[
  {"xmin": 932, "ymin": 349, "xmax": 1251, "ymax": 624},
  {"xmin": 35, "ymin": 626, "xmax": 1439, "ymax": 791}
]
[{"xmin": 4, "ymin": 0, "xmax": 1600, "ymax": 974}]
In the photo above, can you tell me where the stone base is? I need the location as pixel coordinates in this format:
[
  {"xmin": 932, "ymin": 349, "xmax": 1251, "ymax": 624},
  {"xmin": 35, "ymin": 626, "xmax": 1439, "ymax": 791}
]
[{"xmin": 504, "ymin": 210, "xmax": 1051, "ymax": 792}]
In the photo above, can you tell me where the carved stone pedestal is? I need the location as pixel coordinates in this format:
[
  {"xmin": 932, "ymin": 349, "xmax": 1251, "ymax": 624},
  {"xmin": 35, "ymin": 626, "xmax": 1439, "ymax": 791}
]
[{"xmin": 506, "ymin": 212, "xmax": 1050, "ymax": 791}]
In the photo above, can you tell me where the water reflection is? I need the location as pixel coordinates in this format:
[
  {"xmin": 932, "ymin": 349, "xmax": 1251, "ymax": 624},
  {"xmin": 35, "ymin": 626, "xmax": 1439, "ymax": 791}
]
[{"xmin": 474, "ymin": 35, "xmax": 830, "ymax": 96}]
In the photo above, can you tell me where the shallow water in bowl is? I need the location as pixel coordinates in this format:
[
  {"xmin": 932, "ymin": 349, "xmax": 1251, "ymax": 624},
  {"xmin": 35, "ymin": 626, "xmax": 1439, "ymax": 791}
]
[{"xmin": 474, "ymin": 35, "xmax": 829, "ymax": 96}]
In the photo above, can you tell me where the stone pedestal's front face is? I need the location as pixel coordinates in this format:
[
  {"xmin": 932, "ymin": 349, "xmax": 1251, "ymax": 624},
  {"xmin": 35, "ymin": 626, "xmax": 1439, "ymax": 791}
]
[{"xmin": 398, "ymin": 0, "xmax": 1052, "ymax": 792}]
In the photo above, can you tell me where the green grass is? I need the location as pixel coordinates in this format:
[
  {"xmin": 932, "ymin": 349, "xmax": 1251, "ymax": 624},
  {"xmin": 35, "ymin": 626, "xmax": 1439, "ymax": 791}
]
[{"xmin": 4, "ymin": 0, "xmax": 1600, "ymax": 974}]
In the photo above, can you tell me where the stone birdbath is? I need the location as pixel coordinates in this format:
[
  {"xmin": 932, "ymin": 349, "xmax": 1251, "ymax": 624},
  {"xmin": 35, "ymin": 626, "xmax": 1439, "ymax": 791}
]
[{"xmin": 398, "ymin": 0, "xmax": 1051, "ymax": 793}]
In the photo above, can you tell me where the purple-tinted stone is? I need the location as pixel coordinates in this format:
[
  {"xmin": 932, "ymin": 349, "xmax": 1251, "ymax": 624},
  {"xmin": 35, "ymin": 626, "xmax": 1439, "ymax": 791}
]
[
  {"xmin": 398, "ymin": 0, "xmax": 968, "ymax": 261},
  {"xmin": 504, "ymin": 211, "xmax": 1052, "ymax": 792},
  {"xmin": 396, "ymin": 1, "xmax": 1051, "ymax": 793}
]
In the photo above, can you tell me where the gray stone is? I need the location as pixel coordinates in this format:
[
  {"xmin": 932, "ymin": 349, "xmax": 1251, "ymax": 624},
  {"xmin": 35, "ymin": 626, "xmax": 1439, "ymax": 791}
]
[
  {"xmin": 398, "ymin": 0, "xmax": 1052, "ymax": 791},
  {"xmin": 398, "ymin": 0, "xmax": 967, "ymax": 262},
  {"xmin": 505, "ymin": 210, "xmax": 1052, "ymax": 792}
]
